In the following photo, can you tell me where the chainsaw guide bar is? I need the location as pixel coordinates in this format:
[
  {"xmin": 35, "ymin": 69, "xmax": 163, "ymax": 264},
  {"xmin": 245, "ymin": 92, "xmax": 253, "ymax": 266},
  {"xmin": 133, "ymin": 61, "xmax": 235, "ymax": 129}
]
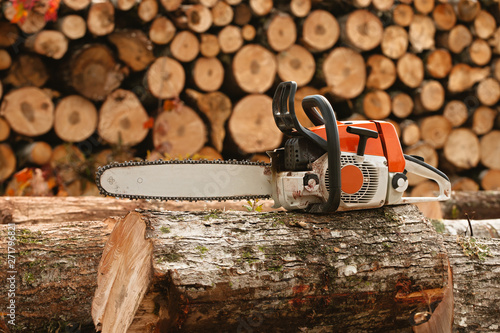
[{"xmin": 96, "ymin": 159, "xmax": 273, "ymax": 202}]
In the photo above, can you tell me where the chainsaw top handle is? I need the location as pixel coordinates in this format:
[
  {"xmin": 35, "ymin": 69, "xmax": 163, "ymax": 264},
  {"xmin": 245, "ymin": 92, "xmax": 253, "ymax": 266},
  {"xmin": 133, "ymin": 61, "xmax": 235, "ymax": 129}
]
[{"xmin": 272, "ymin": 81, "xmax": 341, "ymax": 213}]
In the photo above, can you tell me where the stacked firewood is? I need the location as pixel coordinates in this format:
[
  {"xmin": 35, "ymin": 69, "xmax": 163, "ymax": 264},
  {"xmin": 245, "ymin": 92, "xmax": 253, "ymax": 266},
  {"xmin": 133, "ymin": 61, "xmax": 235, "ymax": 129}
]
[{"xmin": 0, "ymin": 0, "xmax": 499, "ymax": 196}]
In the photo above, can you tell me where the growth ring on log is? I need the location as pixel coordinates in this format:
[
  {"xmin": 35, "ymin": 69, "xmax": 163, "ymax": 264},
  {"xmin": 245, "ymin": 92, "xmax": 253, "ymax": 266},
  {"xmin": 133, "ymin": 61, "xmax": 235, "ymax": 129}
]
[
  {"xmin": 1, "ymin": 87, "xmax": 54, "ymax": 137},
  {"xmin": 232, "ymin": 44, "xmax": 277, "ymax": 93},
  {"xmin": 54, "ymin": 95, "xmax": 98, "ymax": 143},
  {"xmin": 381, "ymin": 25, "xmax": 408, "ymax": 60},
  {"xmin": 344, "ymin": 10, "xmax": 383, "ymax": 51},
  {"xmin": 267, "ymin": 13, "xmax": 297, "ymax": 52},
  {"xmin": 98, "ymin": 89, "xmax": 149, "ymax": 146},
  {"xmin": 229, "ymin": 94, "xmax": 283, "ymax": 153},
  {"xmin": 147, "ymin": 57, "xmax": 185, "ymax": 99},
  {"xmin": 323, "ymin": 47, "xmax": 366, "ymax": 99},
  {"xmin": 397, "ymin": 53, "xmax": 424, "ymax": 88},
  {"xmin": 193, "ymin": 57, "xmax": 224, "ymax": 92}
]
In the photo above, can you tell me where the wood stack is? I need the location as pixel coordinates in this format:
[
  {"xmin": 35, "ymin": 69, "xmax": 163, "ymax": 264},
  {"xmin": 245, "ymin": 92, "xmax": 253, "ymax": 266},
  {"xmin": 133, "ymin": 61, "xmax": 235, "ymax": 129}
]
[{"xmin": 0, "ymin": 0, "xmax": 499, "ymax": 196}]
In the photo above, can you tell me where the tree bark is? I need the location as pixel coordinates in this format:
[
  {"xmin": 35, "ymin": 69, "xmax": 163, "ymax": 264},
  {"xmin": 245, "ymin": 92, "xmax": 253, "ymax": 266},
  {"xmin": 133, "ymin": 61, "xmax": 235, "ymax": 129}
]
[
  {"xmin": 91, "ymin": 205, "xmax": 452, "ymax": 333},
  {"xmin": 54, "ymin": 95, "xmax": 98, "ymax": 143},
  {"xmin": 440, "ymin": 191, "xmax": 500, "ymax": 219},
  {"xmin": 0, "ymin": 87, "xmax": 54, "ymax": 137},
  {"xmin": 68, "ymin": 44, "xmax": 126, "ymax": 102},
  {"xmin": 98, "ymin": 89, "xmax": 150, "ymax": 146},
  {"xmin": 152, "ymin": 105, "xmax": 207, "ymax": 157},
  {"xmin": 185, "ymin": 89, "xmax": 232, "ymax": 152},
  {"xmin": 228, "ymin": 94, "xmax": 282, "ymax": 154}
]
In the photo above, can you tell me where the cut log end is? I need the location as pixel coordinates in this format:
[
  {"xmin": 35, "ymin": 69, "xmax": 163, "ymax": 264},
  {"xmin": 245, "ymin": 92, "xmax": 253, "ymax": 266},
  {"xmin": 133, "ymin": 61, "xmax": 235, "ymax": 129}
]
[
  {"xmin": 344, "ymin": 9, "xmax": 383, "ymax": 51},
  {"xmin": 444, "ymin": 128, "xmax": 480, "ymax": 170},
  {"xmin": 267, "ymin": 14, "xmax": 297, "ymax": 52},
  {"xmin": 147, "ymin": 57, "xmax": 185, "ymax": 99},
  {"xmin": 277, "ymin": 45, "xmax": 315, "ymax": 87},
  {"xmin": 232, "ymin": 45, "xmax": 276, "ymax": 94},
  {"xmin": 54, "ymin": 95, "xmax": 98, "ymax": 143},
  {"xmin": 323, "ymin": 47, "xmax": 366, "ymax": 99},
  {"xmin": 0, "ymin": 143, "xmax": 16, "ymax": 182},
  {"xmin": 302, "ymin": 10, "xmax": 339, "ymax": 52}
]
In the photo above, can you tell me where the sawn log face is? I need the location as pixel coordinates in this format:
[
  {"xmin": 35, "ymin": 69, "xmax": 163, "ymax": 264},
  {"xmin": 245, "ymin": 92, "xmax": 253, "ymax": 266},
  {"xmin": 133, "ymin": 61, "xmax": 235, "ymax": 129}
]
[{"xmin": 115, "ymin": 205, "xmax": 450, "ymax": 332}]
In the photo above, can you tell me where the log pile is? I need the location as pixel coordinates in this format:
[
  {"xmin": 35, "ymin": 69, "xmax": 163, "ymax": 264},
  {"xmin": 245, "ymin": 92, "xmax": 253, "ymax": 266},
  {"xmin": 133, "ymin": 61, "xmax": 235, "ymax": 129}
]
[{"xmin": 0, "ymin": 0, "xmax": 500, "ymax": 196}]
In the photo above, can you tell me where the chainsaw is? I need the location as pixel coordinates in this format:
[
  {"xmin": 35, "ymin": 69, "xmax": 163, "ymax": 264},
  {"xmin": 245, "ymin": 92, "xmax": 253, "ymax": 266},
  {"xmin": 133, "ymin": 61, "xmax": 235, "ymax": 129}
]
[{"xmin": 96, "ymin": 81, "xmax": 451, "ymax": 213}]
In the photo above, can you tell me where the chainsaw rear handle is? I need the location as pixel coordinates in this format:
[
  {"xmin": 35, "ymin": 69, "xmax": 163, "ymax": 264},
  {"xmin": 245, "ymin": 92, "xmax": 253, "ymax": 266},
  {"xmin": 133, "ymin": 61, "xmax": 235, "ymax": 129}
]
[
  {"xmin": 272, "ymin": 81, "xmax": 341, "ymax": 213},
  {"xmin": 401, "ymin": 155, "xmax": 451, "ymax": 203}
]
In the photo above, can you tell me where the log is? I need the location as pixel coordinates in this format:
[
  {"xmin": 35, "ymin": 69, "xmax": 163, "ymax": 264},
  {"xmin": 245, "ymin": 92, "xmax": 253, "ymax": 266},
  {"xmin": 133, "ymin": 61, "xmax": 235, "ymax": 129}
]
[
  {"xmin": 420, "ymin": 115, "xmax": 452, "ymax": 149},
  {"xmin": 232, "ymin": 44, "xmax": 277, "ymax": 94},
  {"xmin": 0, "ymin": 143, "xmax": 16, "ymax": 182},
  {"xmin": 138, "ymin": 0, "xmax": 158, "ymax": 23},
  {"xmin": 185, "ymin": 89, "xmax": 231, "ymax": 152},
  {"xmin": 473, "ymin": 10, "xmax": 496, "ymax": 39},
  {"xmin": 108, "ymin": 30, "xmax": 155, "ymax": 72},
  {"xmin": 153, "ymin": 105, "xmax": 207, "ymax": 157},
  {"xmin": 160, "ymin": 0, "xmax": 182, "ymax": 11},
  {"xmin": 405, "ymin": 142, "xmax": 438, "ymax": 185},
  {"xmin": 186, "ymin": 4, "xmax": 213, "ymax": 33},
  {"xmin": 146, "ymin": 57, "xmax": 185, "ymax": 99},
  {"xmin": 170, "ymin": 30, "xmax": 200, "ymax": 62},
  {"xmin": 290, "ymin": 0, "xmax": 311, "ymax": 17},
  {"xmin": 443, "ymin": 128, "xmax": 480, "ymax": 170},
  {"xmin": 443, "ymin": 100, "xmax": 468, "ymax": 128},
  {"xmin": 467, "ymin": 38, "xmax": 491, "ymax": 66},
  {"xmin": 266, "ymin": 13, "xmax": 296, "ymax": 52},
  {"xmin": 50, "ymin": 144, "xmax": 86, "ymax": 196},
  {"xmin": 372, "ymin": 0, "xmax": 393, "ymax": 11},
  {"xmin": 441, "ymin": 191, "xmax": 500, "ymax": 220},
  {"xmin": 63, "ymin": 0, "xmax": 90, "ymax": 11},
  {"xmin": 5, "ymin": 54, "xmax": 49, "ymax": 88},
  {"xmin": 276, "ymin": 44, "xmax": 315, "ymax": 87},
  {"xmin": 480, "ymin": 170, "xmax": 500, "ymax": 191},
  {"xmin": 54, "ymin": 95, "xmax": 98, "ymax": 143},
  {"xmin": 341, "ymin": 9, "xmax": 383, "ymax": 52},
  {"xmin": 409, "ymin": 14, "xmax": 435, "ymax": 52},
  {"xmin": 415, "ymin": 80, "xmax": 445, "ymax": 112},
  {"xmin": 362, "ymin": 90, "xmax": 391, "ymax": 120},
  {"xmin": 323, "ymin": 47, "xmax": 366, "ymax": 99},
  {"xmin": 0, "ymin": 21, "xmax": 19, "ymax": 47},
  {"xmin": 149, "ymin": 16, "xmax": 176, "ymax": 45},
  {"xmin": 211, "ymin": 1, "xmax": 233, "ymax": 27},
  {"xmin": 391, "ymin": 92, "xmax": 413, "ymax": 119},
  {"xmin": 200, "ymin": 34, "xmax": 220, "ymax": 57},
  {"xmin": 432, "ymin": 3, "xmax": 456, "ymax": 31},
  {"xmin": 366, "ymin": 54, "xmax": 396, "ymax": 90},
  {"xmin": 114, "ymin": 0, "xmax": 136, "ymax": 11},
  {"xmin": 397, "ymin": 53, "xmax": 424, "ymax": 88},
  {"xmin": 392, "ymin": 4, "xmax": 413, "ymax": 27},
  {"xmin": 58, "ymin": 15, "xmax": 86, "ymax": 40},
  {"xmin": 17, "ymin": 141, "xmax": 52, "ymax": 166},
  {"xmin": 380, "ymin": 25, "xmax": 408, "ymax": 60},
  {"xmin": 440, "ymin": 24, "xmax": 472, "ymax": 54},
  {"xmin": 196, "ymin": 146, "xmax": 223, "ymax": 160},
  {"xmin": 98, "ymin": 89, "xmax": 150, "ymax": 146},
  {"xmin": 447, "ymin": 64, "xmax": 490, "ymax": 93},
  {"xmin": 0, "ymin": 117, "xmax": 10, "ymax": 141},
  {"xmin": 233, "ymin": 3, "xmax": 252, "ymax": 26},
  {"xmin": 480, "ymin": 130, "xmax": 500, "ymax": 170},
  {"xmin": 218, "ymin": 25, "xmax": 243, "ymax": 54},
  {"xmin": 414, "ymin": 0, "xmax": 434, "ymax": 15},
  {"xmin": 241, "ymin": 24, "xmax": 256, "ymax": 41},
  {"xmin": 68, "ymin": 44, "xmax": 126, "ymax": 101},
  {"xmin": 3, "ymin": 4, "xmax": 46, "ymax": 34},
  {"xmin": 192, "ymin": 57, "xmax": 224, "ymax": 92},
  {"xmin": 472, "ymin": 106, "xmax": 497, "ymax": 135},
  {"xmin": 0, "ymin": 87, "xmax": 54, "ymax": 137},
  {"xmin": 228, "ymin": 94, "xmax": 283, "ymax": 154},
  {"xmin": 451, "ymin": 177, "xmax": 479, "ymax": 192},
  {"xmin": 0, "ymin": 49, "xmax": 12, "ymax": 71},
  {"xmin": 455, "ymin": 0, "xmax": 481, "ymax": 22},
  {"xmin": 25, "ymin": 30, "xmax": 68, "ymax": 60},
  {"xmin": 476, "ymin": 77, "xmax": 500, "ymax": 106},
  {"xmin": 249, "ymin": 0, "xmax": 273, "ymax": 16},
  {"xmin": 87, "ymin": 1, "xmax": 115, "ymax": 36},
  {"xmin": 91, "ymin": 205, "xmax": 452, "ymax": 332},
  {"xmin": 301, "ymin": 9, "xmax": 339, "ymax": 52},
  {"xmin": 426, "ymin": 49, "xmax": 452, "ymax": 79},
  {"xmin": 400, "ymin": 119, "xmax": 421, "ymax": 147}
]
